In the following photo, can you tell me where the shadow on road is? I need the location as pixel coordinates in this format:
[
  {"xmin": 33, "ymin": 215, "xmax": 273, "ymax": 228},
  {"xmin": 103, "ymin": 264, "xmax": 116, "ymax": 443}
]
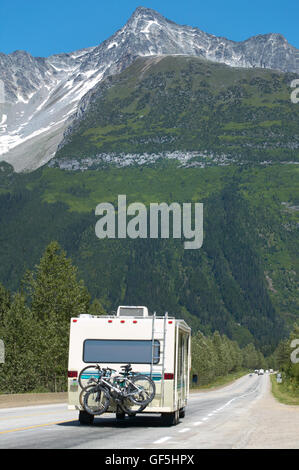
[{"xmin": 58, "ymin": 414, "xmax": 173, "ymax": 429}]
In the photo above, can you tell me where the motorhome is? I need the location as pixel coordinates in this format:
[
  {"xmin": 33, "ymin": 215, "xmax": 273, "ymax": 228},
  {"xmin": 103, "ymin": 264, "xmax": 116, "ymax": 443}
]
[{"xmin": 67, "ymin": 306, "xmax": 191, "ymax": 426}]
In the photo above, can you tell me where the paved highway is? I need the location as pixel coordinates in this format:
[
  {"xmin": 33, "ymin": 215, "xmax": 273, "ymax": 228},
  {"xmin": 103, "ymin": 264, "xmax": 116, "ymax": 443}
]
[{"xmin": 0, "ymin": 374, "xmax": 293, "ymax": 449}]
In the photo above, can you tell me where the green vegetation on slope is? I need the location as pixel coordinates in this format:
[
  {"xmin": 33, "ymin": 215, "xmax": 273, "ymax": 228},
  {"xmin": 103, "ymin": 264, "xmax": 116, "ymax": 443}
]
[
  {"xmin": 0, "ymin": 163, "xmax": 297, "ymax": 354},
  {"xmin": 55, "ymin": 56, "xmax": 299, "ymax": 165},
  {"xmin": 271, "ymin": 375, "xmax": 299, "ymax": 405},
  {"xmin": 270, "ymin": 323, "xmax": 299, "ymax": 405}
]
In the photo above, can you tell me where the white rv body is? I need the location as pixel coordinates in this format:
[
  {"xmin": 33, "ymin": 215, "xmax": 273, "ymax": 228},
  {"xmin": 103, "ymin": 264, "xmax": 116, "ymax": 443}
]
[{"xmin": 67, "ymin": 306, "xmax": 191, "ymax": 417}]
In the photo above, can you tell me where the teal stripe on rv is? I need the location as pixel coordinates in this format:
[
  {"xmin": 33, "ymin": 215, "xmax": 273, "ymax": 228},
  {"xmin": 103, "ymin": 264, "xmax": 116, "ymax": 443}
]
[{"xmin": 81, "ymin": 372, "xmax": 162, "ymax": 381}]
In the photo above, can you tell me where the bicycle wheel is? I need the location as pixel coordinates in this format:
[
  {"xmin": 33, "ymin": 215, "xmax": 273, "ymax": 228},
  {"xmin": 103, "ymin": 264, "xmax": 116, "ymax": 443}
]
[
  {"xmin": 79, "ymin": 384, "xmax": 97, "ymax": 408},
  {"xmin": 127, "ymin": 375, "xmax": 156, "ymax": 406},
  {"xmin": 83, "ymin": 385, "xmax": 110, "ymax": 416},
  {"xmin": 120, "ymin": 399, "xmax": 147, "ymax": 416},
  {"xmin": 79, "ymin": 365, "xmax": 101, "ymax": 389}
]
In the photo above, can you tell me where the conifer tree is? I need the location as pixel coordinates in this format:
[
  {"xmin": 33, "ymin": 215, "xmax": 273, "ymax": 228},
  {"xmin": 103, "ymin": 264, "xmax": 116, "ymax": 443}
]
[
  {"xmin": 25, "ymin": 241, "xmax": 90, "ymax": 321},
  {"xmin": 0, "ymin": 283, "xmax": 11, "ymax": 326},
  {"xmin": 23, "ymin": 241, "xmax": 91, "ymax": 391},
  {"xmin": 0, "ymin": 293, "xmax": 37, "ymax": 393}
]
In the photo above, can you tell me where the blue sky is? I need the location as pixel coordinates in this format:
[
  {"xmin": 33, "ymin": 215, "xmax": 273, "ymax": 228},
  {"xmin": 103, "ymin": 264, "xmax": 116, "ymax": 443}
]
[{"xmin": 1, "ymin": 0, "xmax": 299, "ymax": 56}]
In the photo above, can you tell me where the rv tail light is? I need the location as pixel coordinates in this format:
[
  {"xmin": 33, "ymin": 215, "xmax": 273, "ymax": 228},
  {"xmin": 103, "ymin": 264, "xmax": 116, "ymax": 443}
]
[
  {"xmin": 164, "ymin": 373, "xmax": 174, "ymax": 380},
  {"xmin": 120, "ymin": 320, "xmax": 125, "ymax": 323},
  {"xmin": 168, "ymin": 321, "xmax": 173, "ymax": 324},
  {"xmin": 68, "ymin": 371, "xmax": 78, "ymax": 378},
  {"xmin": 72, "ymin": 319, "xmax": 77, "ymax": 323},
  {"xmin": 133, "ymin": 320, "xmax": 137, "ymax": 324},
  {"xmin": 108, "ymin": 320, "xmax": 113, "ymax": 323}
]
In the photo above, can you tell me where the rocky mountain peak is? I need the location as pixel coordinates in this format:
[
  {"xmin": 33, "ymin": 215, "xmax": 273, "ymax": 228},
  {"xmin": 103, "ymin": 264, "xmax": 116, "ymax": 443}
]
[{"xmin": 131, "ymin": 6, "xmax": 157, "ymax": 16}]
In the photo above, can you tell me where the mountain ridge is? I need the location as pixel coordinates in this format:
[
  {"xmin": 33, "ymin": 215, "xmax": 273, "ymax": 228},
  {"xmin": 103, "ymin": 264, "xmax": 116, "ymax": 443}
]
[
  {"xmin": 53, "ymin": 55, "xmax": 299, "ymax": 169},
  {"xmin": 0, "ymin": 6, "xmax": 298, "ymax": 172}
]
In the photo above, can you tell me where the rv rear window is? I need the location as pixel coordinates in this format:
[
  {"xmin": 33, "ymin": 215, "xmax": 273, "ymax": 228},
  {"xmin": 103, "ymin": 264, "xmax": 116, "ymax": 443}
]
[{"xmin": 83, "ymin": 339, "xmax": 160, "ymax": 364}]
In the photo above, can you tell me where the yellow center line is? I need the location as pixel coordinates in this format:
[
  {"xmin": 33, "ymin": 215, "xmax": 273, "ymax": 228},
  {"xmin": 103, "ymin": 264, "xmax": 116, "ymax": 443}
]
[{"xmin": 0, "ymin": 419, "xmax": 75, "ymax": 435}]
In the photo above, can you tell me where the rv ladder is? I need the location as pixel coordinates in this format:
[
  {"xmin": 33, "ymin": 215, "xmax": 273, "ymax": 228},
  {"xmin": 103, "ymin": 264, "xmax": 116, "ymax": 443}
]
[{"xmin": 150, "ymin": 311, "xmax": 168, "ymax": 407}]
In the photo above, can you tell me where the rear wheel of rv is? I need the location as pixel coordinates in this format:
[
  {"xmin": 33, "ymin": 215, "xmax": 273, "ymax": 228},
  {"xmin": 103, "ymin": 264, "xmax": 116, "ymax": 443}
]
[
  {"xmin": 79, "ymin": 410, "xmax": 94, "ymax": 425},
  {"xmin": 161, "ymin": 410, "xmax": 179, "ymax": 426},
  {"xmin": 179, "ymin": 408, "xmax": 185, "ymax": 418},
  {"xmin": 116, "ymin": 407, "xmax": 126, "ymax": 421}
]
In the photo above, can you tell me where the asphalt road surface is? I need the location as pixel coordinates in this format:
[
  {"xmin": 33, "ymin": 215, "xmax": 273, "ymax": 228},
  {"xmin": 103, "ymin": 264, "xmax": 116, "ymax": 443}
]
[{"xmin": 0, "ymin": 374, "xmax": 297, "ymax": 449}]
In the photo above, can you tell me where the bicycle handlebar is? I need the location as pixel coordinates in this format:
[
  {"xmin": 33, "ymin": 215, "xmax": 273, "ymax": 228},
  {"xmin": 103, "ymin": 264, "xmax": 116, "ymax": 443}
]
[{"xmin": 101, "ymin": 367, "xmax": 116, "ymax": 375}]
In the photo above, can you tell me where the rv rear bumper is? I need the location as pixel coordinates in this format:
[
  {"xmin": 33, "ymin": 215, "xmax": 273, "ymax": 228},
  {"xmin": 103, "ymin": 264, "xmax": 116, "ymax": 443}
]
[{"xmin": 69, "ymin": 404, "xmax": 178, "ymax": 413}]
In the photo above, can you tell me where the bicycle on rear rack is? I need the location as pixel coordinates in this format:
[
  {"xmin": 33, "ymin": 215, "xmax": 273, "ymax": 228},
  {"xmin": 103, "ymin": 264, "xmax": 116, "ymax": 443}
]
[{"xmin": 78, "ymin": 363, "xmax": 155, "ymax": 417}]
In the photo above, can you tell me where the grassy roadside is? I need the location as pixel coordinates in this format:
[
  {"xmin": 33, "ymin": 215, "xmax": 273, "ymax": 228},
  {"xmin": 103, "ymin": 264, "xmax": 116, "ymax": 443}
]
[
  {"xmin": 190, "ymin": 369, "xmax": 249, "ymax": 392},
  {"xmin": 270, "ymin": 374, "xmax": 299, "ymax": 405}
]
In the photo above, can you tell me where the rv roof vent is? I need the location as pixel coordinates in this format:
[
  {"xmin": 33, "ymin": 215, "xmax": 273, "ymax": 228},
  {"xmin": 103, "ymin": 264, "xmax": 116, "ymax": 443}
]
[
  {"xmin": 116, "ymin": 306, "xmax": 149, "ymax": 317},
  {"xmin": 79, "ymin": 314, "xmax": 93, "ymax": 319}
]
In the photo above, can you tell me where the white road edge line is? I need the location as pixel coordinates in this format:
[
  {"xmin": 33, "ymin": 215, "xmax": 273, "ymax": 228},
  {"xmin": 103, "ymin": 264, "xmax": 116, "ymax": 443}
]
[
  {"xmin": 216, "ymin": 387, "xmax": 259, "ymax": 412},
  {"xmin": 178, "ymin": 428, "xmax": 190, "ymax": 433},
  {"xmin": 154, "ymin": 436, "xmax": 171, "ymax": 444}
]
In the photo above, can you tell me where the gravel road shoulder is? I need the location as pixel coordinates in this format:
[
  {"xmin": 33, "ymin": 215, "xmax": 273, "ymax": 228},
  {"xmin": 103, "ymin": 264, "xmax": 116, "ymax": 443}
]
[
  {"xmin": 243, "ymin": 376, "xmax": 299, "ymax": 448},
  {"xmin": 0, "ymin": 392, "xmax": 67, "ymax": 409}
]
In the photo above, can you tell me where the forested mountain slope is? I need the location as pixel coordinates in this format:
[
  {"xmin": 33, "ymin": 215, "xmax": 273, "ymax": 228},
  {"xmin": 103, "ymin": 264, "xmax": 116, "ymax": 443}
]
[{"xmin": 0, "ymin": 161, "xmax": 297, "ymax": 355}]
